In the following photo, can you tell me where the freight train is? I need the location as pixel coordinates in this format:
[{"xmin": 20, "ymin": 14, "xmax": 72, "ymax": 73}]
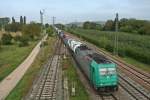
[{"xmin": 56, "ymin": 28, "xmax": 118, "ymax": 92}]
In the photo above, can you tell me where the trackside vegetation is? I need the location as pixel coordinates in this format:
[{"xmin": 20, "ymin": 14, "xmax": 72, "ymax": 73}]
[
  {"xmin": 0, "ymin": 41, "xmax": 37, "ymax": 81},
  {"xmin": 68, "ymin": 28, "xmax": 150, "ymax": 72},
  {"xmin": 6, "ymin": 37, "xmax": 56, "ymax": 100},
  {"xmin": 0, "ymin": 17, "xmax": 43, "ymax": 81},
  {"xmin": 63, "ymin": 57, "xmax": 89, "ymax": 100},
  {"xmin": 81, "ymin": 18, "xmax": 150, "ymax": 35}
]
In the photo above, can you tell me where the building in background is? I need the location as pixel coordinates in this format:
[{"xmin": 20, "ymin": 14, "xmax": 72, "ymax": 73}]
[{"xmin": 0, "ymin": 17, "xmax": 10, "ymax": 31}]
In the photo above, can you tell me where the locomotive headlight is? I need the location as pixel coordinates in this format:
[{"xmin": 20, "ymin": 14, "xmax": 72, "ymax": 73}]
[
  {"xmin": 99, "ymin": 68, "xmax": 107, "ymax": 75},
  {"xmin": 108, "ymin": 68, "xmax": 116, "ymax": 74}
]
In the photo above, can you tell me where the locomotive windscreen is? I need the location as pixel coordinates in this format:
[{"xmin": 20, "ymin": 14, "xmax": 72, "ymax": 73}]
[
  {"xmin": 88, "ymin": 53, "xmax": 111, "ymax": 64},
  {"xmin": 78, "ymin": 45, "xmax": 91, "ymax": 50}
]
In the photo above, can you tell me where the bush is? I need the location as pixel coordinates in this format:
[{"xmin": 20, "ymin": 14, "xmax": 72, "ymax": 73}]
[
  {"xmin": 18, "ymin": 36, "xmax": 29, "ymax": 47},
  {"xmin": 120, "ymin": 26, "xmax": 133, "ymax": 33},
  {"xmin": 43, "ymin": 40, "xmax": 48, "ymax": 46},
  {"xmin": 125, "ymin": 46, "xmax": 150, "ymax": 64},
  {"xmin": 14, "ymin": 35, "xmax": 22, "ymax": 42},
  {"xmin": 40, "ymin": 40, "xmax": 48, "ymax": 47},
  {"xmin": 46, "ymin": 27, "xmax": 54, "ymax": 36},
  {"xmin": 1, "ymin": 33, "xmax": 12, "ymax": 45}
]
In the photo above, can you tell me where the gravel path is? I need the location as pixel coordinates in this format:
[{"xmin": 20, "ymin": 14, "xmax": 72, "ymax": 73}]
[{"xmin": 0, "ymin": 35, "xmax": 47, "ymax": 100}]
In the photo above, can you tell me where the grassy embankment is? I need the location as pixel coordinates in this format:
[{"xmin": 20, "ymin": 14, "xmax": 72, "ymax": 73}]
[
  {"xmin": 0, "ymin": 41, "xmax": 37, "ymax": 81},
  {"xmin": 63, "ymin": 57, "xmax": 90, "ymax": 100},
  {"xmin": 6, "ymin": 37, "xmax": 56, "ymax": 100},
  {"xmin": 68, "ymin": 28, "xmax": 150, "ymax": 72}
]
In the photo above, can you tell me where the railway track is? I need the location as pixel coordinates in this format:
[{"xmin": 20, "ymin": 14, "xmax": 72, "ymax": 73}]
[
  {"xmin": 26, "ymin": 38, "xmax": 63, "ymax": 100},
  {"xmin": 36, "ymin": 55, "xmax": 60, "ymax": 100},
  {"xmin": 119, "ymin": 73, "xmax": 150, "ymax": 100},
  {"xmin": 94, "ymin": 93, "xmax": 118, "ymax": 100},
  {"xmin": 100, "ymin": 94, "xmax": 118, "ymax": 100}
]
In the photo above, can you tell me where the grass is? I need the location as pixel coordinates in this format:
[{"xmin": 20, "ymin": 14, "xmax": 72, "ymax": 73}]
[
  {"xmin": 123, "ymin": 57, "xmax": 150, "ymax": 72},
  {"xmin": 0, "ymin": 41, "xmax": 37, "ymax": 81},
  {"xmin": 63, "ymin": 58, "xmax": 90, "ymax": 100},
  {"xmin": 6, "ymin": 37, "xmax": 56, "ymax": 100}
]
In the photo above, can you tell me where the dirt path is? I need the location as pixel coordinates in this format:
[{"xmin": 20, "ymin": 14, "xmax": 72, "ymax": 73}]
[{"xmin": 0, "ymin": 35, "xmax": 47, "ymax": 100}]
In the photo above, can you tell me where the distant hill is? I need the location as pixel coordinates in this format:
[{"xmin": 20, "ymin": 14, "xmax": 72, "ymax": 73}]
[
  {"xmin": 93, "ymin": 21, "xmax": 106, "ymax": 25},
  {"xmin": 66, "ymin": 21, "xmax": 105, "ymax": 27}
]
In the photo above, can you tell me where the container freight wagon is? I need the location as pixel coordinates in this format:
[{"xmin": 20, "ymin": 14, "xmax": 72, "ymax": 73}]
[{"xmin": 57, "ymin": 29, "xmax": 118, "ymax": 92}]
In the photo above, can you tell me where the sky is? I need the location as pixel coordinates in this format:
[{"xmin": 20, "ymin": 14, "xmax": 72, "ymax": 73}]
[{"xmin": 1, "ymin": 0, "xmax": 150, "ymax": 24}]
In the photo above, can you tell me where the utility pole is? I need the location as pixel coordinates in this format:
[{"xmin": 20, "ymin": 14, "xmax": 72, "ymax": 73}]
[
  {"xmin": 52, "ymin": 16, "xmax": 56, "ymax": 26},
  {"xmin": 113, "ymin": 13, "xmax": 119, "ymax": 55},
  {"xmin": 40, "ymin": 10, "xmax": 45, "ymax": 59},
  {"xmin": 115, "ymin": 13, "xmax": 119, "ymax": 32},
  {"xmin": 40, "ymin": 10, "xmax": 44, "ymax": 25},
  {"xmin": 40, "ymin": 9, "xmax": 45, "ymax": 34}
]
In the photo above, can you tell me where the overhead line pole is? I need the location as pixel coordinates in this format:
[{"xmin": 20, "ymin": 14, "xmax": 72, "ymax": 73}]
[
  {"xmin": 52, "ymin": 17, "xmax": 56, "ymax": 36},
  {"xmin": 40, "ymin": 10, "xmax": 45, "ymax": 34},
  {"xmin": 52, "ymin": 16, "xmax": 56, "ymax": 27},
  {"xmin": 40, "ymin": 9, "xmax": 45, "ymax": 59},
  {"xmin": 114, "ymin": 13, "xmax": 119, "ymax": 56}
]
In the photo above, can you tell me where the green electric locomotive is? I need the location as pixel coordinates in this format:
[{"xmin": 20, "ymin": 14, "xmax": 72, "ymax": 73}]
[
  {"xmin": 74, "ymin": 45, "xmax": 118, "ymax": 92},
  {"xmin": 58, "ymin": 31, "xmax": 118, "ymax": 92}
]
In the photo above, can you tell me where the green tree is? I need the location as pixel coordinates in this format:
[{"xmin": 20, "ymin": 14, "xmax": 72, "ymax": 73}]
[
  {"xmin": 45, "ymin": 23, "xmax": 49, "ymax": 28},
  {"xmin": 55, "ymin": 24, "xmax": 65, "ymax": 30},
  {"xmin": 20, "ymin": 16, "xmax": 23, "ymax": 25},
  {"xmin": 22, "ymin": 23, "xmax": 41, "ymax": 40},
  {"xmin": 103, "ymin": 20, "xmax": 114, "ymax": 31},
  {"xmin": 12, "ymin": 17, "xmax": 15, "ymax": 23},
  {"xmin": 23, "ymin": 16, "xmax": 26, "ymax": 24},
  {"xmin": 46, "ymin": 26, "xmax": 54, "ymax": 36},
  {"xmin": 119, "ymin": 18, "xmax": 149, "ymax": 34},
  {"xmin": 83, "ymin": 21, "xmax": 102, "ymax": 30},
  {"xmin": 83, "ymin": 21, "xmax": 91, "ymax": 29},
  {"xmin": 119, "ymin": 18, "xmax": 128, "ymax": 27}
]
